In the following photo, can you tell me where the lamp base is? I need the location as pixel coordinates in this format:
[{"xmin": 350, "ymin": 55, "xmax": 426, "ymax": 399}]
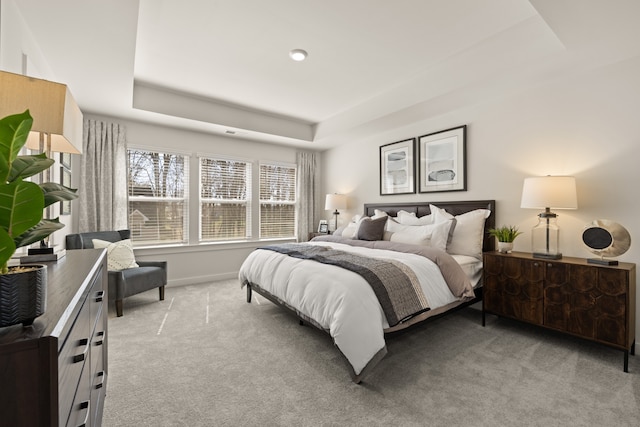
[
  {"xmin": 532, "ymin": 252, "xmax": 562, "ymax": 260},
  {"xmin": 587, "ymin": 258, "xmax": 619, "ymax": 266}
]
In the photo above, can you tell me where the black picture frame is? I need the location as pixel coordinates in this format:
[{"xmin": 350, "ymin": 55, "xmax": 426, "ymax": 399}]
[
  {"xmin": 379, "ymin": 138, "xmax": 416, "ymax": 195},
  {"xmin": 418, "ymin": 125, "xmax": 467, "ymax": 193}
]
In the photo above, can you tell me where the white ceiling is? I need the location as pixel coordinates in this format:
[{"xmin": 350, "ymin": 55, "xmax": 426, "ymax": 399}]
[{"xmin": 12, "ymin": 0, "xmax": 640, "ymax": 150}]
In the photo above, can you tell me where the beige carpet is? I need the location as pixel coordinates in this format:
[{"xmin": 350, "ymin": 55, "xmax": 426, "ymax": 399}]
[{"xmin": 102, "ymin": 280, "xmax": 640, "ymax": 426}]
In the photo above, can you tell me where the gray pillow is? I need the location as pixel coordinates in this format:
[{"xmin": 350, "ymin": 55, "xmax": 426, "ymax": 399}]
[{"xmin": 356, "ymin": 216, "xmax": 388, "ymax": 241}]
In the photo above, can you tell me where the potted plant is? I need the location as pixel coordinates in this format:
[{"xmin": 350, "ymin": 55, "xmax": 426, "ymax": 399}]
[
  {"xmin": 0, "ymin": 110, "xmax": 78, "ymax": 327},
  {"xmin": 488, "ymin": 225, "xmax": 523, "ymax": 254}
]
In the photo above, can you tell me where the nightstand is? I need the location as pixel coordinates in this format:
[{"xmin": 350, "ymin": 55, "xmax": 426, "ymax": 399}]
[{"xmin": 482, "ymin": 251, "xmax": 636, "ymax": 372}]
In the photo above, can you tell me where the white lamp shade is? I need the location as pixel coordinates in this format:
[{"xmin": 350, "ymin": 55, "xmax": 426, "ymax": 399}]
[
  {"xmin": 325, "ymin": 194, "xmax": 347, "ymax": 210},
  {"xmin": 0, "ymin": 70, "xmax": 83, "ymax": 154},
  {"xmin": 521, "ymin": 176, "xmax": 577, "ymax": 209}
]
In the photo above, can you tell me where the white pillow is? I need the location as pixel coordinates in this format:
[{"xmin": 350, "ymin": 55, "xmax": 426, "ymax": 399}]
[
  {"xmin": 334, "ymin": 215, "xmax": 364, "ymax": 238},
  {"xmin": 372, "ymin": 209, "xmax": 388, "ymax": 219},
  {"xmin": 92, "ymin": 238, "xmax": 139, "ymax": 271},
  {"xmin": 431, "ymin": 205, "xmax": 491, "ymax": 259},
  {"xmin": 339, "ymin": 222, "xmax": 359, "ymax": 239},
  {"xmin": 397, "ymin": 210, "xmax": 433, "ymax": 226},
  {"xmin": 384, "ymin": 218, "xmax": 453, "ymax": 251}
]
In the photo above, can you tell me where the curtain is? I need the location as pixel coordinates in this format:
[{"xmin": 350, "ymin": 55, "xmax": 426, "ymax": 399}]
[
  {"xmin": 78, "ymin": 119, "xmax": 128, "ymax": 232},
  {"xmin": 296, "ymin": 151, "xmax": 319, "ymax": 242}
]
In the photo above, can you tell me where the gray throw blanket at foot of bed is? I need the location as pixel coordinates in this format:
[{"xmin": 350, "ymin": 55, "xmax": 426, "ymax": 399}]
[{"xmin": 259, "ymin": 243, "xmax": 430, "ymax": 326}]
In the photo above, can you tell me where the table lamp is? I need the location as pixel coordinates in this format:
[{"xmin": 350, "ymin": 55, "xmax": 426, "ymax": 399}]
[
  {"xmin": 0, "ymin": 70, "xmax": 83, "ymax": 252},
  {"xmin": 520, "ymin": 176, "xmax": 577, "ymax": 259},
  {"xmin": 325, "ymin": 194, "xmax": 347, "ymax": 232}
]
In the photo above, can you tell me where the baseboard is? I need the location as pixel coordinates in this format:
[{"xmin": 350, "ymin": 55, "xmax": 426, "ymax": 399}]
[{"xmin": 167, "ymin": 271, "xmax": 238, "ymax": 287}]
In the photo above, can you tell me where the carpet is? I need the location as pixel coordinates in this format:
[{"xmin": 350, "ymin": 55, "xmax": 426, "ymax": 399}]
[{"xmin": 102, "ymin": 280, "xmax": 640, "ymax": 426}]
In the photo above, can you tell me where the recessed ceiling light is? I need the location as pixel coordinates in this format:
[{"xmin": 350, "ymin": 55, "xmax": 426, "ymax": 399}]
[{"xmin": 289, "ymin": 49, "xmax": 308, "ymax": 62}]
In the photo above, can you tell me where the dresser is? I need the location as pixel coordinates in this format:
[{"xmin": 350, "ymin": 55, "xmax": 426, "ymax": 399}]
[
  {"xmin": 0, "ymin": 249, "xmax": 108, "ymax": 427},
  {"xmin": 483, "ymin": 251, "xmax": 636, "ymax": 371}
]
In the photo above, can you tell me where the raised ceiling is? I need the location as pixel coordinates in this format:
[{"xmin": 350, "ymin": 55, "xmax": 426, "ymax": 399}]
[{"xmin": 12, "ymin": 0, "xmax": 640, "ymax": 149}]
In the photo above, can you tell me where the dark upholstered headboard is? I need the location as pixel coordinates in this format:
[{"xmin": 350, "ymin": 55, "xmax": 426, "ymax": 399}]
[{"xmin": 363, "ymin": 200, "xmax": 496, "ymax": 252}]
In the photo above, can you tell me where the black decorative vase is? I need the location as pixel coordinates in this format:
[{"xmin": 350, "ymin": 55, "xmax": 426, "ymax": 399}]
[{"xmin": 0, "ymin": 265, "xmax": 47, "ymax": 327}]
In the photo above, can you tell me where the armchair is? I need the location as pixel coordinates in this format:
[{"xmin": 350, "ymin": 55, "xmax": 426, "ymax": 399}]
[{"xmin": 65, "ymin": 230, "xmax": 167, "ymax": 317}]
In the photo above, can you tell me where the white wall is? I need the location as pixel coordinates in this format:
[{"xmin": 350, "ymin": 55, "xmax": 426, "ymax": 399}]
[
  {"xmin": 322, "ymin": 55, "xmax": 640, "ymax": 339},
  {"xmin": 84, "ymin": 114, "xmax": 300, "ymax": 286}
]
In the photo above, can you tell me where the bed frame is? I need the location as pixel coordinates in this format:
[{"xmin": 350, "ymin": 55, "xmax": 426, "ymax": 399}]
[{"xmin": 245, "ymin": 200, "xmax": 496, "ymax": 378}]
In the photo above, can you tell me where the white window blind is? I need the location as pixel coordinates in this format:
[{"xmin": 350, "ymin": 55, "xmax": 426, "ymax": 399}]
[
  {"xmin": 259, "ymin": 163, "xmax": 296, "ymax": 239},
  {"xmin": 127, "ymin": 149, "xmax": 189, "ymax": 246},
  {"xmin": 200, "ymin": 157, "xmax": 252, "ymax": 241}
]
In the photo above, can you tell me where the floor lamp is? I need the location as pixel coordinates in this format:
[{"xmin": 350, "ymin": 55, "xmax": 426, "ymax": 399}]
[{"xmin": 0, "ymin": 71, "xmax": 83, "ymax": 251}]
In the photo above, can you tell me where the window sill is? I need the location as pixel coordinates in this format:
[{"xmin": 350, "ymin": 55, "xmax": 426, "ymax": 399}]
[{"xmin": 132, "ymin": 237, "xmax": 296, "ymax": 256}]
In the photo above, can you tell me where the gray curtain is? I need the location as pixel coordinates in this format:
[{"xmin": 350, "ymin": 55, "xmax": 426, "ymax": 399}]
[
  {"xmin": 78, "ymin": 119, "xmax": 128, "ymax": 232},
  {"xmin": 296, "ymin": 151, "xmax": 320, "ymax": 242}
]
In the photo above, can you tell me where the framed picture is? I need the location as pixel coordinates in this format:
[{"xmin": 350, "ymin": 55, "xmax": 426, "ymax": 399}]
[
  {"xmin": 418, "ymin": 125, "xmax": 467, "ymax": 193},
  {"xmin": 318, "ymin": 220, "xmax": 329, "ymax": 233},
  {"xmin": 60, "ymin": 152, "xmax": 71, "ymax": 169},
  {"xmin": 60, "ymin": 167, "xmax": 71, "ymax": 215},
  {"xmin": 379, "ymin": 138, "xmax": 415, "ymax": 195}
]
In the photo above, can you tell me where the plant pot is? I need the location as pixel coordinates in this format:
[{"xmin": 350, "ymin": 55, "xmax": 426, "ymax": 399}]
[
  {"xmin": 497, "ymin": 242, "xmax": 514, "ymax": 254},
  {"xmin": 0, "ymin": 265, "xmax": 47, "ymax": 327}
]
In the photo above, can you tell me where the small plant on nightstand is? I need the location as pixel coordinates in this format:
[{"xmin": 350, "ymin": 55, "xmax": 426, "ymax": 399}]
[{"xmin": 488, "ymin": 225, "xmax": 523, "ymax": 253}]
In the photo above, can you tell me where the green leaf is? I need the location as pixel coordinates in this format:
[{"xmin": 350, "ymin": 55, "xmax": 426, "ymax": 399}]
[
  {"xmin": 0, "ymin": 180, "xmax": 44, "ymax": 237},
  {"xmin": 0, "ymin": 151, "xmax": 9, "ymax": 185},
  {"xmin": 13, "ymin": 218, "xmax": 64, "ymax": 249},
  {"xmin": 0, "ymin": 110, "xmax": 33, "ymax": 179},
  {"xmin": 0, "ymin": 228, "xmax": 17, "ymax": 273},
  {"xmin": 41, "ymin": 182, "xmax": 79, "ymax": 207},
  {"xmin": 8, "ymin": 153, "xmax": 54, "ymax": 182}
]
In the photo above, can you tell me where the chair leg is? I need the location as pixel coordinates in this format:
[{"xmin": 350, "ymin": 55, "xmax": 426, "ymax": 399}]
[
  {"xmin": 159, "ymin": 286, "xmax": 165, "ymax": 301},
  {"xmin": 116, "ymin": 300, "xmax": 123, "ymax": 317}
]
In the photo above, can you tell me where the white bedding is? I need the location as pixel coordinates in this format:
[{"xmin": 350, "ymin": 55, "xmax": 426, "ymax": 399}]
[{"xmin": 238, "ymin": 240, "xmax": 477, "ymax": 380}]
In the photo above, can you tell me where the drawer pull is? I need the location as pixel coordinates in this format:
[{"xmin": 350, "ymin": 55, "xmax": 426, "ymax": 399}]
[
  {"xmin": 95, "ymin": 290, "xmax": 105, "ymax": 302},
  {"xmin": 95, "ymin": 330, "xmax": 105, "ymax": 346},
  {"xmin": 95, "ymin": 370, "xmax": 105, "ymax": 389},
  {"xmin": 77, "ymin": 400, "xmax": 90, "ymax": 427},
  {"xmin": 73, "ymin": 338, "xmax": 90, "ymax": 363}
]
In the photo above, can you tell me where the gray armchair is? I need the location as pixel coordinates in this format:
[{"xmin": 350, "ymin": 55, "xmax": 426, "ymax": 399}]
[{"xmin": 65, "ymin": 230, "xmax": 167, "ymax": 317}]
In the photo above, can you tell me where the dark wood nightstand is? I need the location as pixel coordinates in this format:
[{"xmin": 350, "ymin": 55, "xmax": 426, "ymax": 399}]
[{"xmin": 482, "ymin": 251, "xmax": 636, "ymax": 372}]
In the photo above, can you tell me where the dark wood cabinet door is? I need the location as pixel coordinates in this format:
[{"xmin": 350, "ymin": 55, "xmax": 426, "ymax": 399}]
[
  {"xmin": 484, "ymin": 254, "xmax": 544, "ymax": 325},
  {"xmin": 595, "ymin": 268, "xmax": 628, "ymax": 347},
  {"xmin": 544, "ymin": 263, "xmax": 595, "ymax": 336}
]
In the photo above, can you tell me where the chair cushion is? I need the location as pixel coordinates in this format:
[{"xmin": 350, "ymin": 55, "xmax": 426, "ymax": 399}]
[{"xmin": 119, "ymin": 266, "xmax": 166, "ymax": 298}]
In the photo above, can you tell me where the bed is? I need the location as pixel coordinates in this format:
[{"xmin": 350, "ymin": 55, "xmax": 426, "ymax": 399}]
[{"xmin": 239, "ymin": 200, "xmax": 495, "ymax": 382}]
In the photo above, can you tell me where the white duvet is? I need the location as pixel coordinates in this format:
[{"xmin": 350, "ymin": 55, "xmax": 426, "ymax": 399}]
[{"xmin": 238, "ymin": 241, "xmax": 466, "ymax": 380}]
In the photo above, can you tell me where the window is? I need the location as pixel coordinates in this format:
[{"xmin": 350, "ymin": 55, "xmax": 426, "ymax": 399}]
[
  {"xmin": 259, "ymin": 163, "xmax": 296, "ymax": 239},
  {"xmin": 127, "ymin": 149, "xmax": 188, "ymax": 245},
  {"xmin": 200, "ymin": 157, "xmax": 252, "ymax": 241}
]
